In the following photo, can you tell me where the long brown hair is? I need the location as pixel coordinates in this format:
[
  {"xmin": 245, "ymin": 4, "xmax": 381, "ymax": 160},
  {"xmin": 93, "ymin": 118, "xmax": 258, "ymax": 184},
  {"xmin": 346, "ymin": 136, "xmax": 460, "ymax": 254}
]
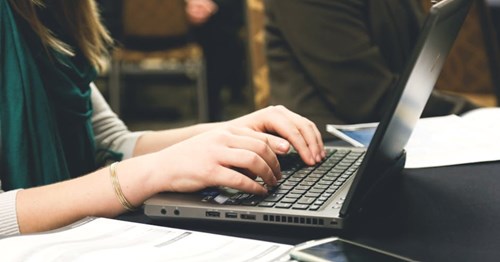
[{"xmin": 8, "ymin": 0, "xmax": 113, "ymax": 72}]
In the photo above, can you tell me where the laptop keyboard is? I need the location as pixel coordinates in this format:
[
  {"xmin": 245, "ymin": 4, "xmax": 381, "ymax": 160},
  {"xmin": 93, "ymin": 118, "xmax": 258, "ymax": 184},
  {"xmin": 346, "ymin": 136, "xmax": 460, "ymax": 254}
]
[{"xmin": 203, "ymin": 148, "xmax": 365, "ymax": 211}]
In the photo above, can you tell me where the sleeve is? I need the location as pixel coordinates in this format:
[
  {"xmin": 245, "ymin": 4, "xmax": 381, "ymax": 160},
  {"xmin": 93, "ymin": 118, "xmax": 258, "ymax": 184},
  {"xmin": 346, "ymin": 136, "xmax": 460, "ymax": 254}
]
[
  {"xmin": 0, "ymin": 85, "xmax": 145, "ymax": 237},
  {"xmin": 212, "ymin": 0, "xmax": 233, "ymax": 7},
  {"xmin": 91, "ymin": 83, "xmax": 149, "ymax": 160},
  {"xmin": 211, "ymin": 0, "xmax": 244, "ymax": 21},
  {"xmin": 0, "ymin": 186, "xmax": 22, "ymax": 236}
]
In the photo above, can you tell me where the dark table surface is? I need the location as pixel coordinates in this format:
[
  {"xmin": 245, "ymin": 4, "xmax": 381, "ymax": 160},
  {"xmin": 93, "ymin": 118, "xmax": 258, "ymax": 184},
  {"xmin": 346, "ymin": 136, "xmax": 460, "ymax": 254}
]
[{"xmin": 118, "ymin": 160, "xmax": 500, "ymax": 262}]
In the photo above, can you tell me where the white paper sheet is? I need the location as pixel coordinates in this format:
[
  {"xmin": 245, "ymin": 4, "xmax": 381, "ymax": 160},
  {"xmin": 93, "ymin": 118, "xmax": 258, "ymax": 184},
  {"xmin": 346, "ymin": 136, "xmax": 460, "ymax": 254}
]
[
  {"xmin": 327, "ymin": 107, "xmax": 500, "ymax": 168},
  {"xmin": 0, "ymin": 217, "xmax": 292, "ymax": 262},
  {"xmin": 405, "ymin": 110, "xmax": 500, "ymax": 168}
]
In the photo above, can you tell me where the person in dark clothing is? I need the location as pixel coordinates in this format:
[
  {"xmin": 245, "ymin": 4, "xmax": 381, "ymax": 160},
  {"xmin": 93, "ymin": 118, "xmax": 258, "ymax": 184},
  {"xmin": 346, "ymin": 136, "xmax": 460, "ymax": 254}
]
[
  {"xmin": 265, "ymin": 0, "xmax": 477, "ymax": 139},
  {"xmin": 186, "ymin": 0, "xmax": 247, "ymax": 121}
]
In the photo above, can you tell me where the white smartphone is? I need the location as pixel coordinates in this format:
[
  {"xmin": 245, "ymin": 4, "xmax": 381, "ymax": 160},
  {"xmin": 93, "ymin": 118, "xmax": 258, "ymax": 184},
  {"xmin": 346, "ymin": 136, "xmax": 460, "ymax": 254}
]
[{"xmin": 289, "ymin": 237, "xmax": 414, "ymax": 262}]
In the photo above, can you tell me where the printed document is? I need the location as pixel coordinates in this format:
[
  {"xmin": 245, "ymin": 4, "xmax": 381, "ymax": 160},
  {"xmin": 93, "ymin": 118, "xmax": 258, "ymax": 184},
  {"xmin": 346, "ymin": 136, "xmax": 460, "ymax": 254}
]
[{"xmin": 0, "ymin": 217, "xmax": 292, "ymax": 262}]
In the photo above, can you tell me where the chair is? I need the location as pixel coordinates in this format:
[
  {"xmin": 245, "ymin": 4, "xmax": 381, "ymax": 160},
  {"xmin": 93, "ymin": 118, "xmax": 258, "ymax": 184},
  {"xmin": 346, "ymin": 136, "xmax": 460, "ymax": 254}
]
[{"xmin": 108, "ymin": 0, "xmax": 208, "ymax": 122}]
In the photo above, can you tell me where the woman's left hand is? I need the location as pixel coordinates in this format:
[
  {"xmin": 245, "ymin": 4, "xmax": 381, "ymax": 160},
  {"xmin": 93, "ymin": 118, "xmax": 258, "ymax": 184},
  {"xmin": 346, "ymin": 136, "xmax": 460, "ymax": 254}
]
[{"xmin": 227, "ymin": 105, "xmax": 325, "ymax": 166}]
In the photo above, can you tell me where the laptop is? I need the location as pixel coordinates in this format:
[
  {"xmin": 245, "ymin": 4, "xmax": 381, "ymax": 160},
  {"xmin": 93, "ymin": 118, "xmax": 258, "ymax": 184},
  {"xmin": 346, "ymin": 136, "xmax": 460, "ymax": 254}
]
[{"xmin": 144, "ymin": 0, "xmax": 472, "ymax": 229}]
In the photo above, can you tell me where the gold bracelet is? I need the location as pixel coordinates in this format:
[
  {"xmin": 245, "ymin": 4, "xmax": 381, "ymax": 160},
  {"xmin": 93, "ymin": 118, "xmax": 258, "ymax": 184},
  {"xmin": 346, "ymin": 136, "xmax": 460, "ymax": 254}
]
[{"xmin": 109, "ymin": 162, "xmax": 137, "ymax": 211}]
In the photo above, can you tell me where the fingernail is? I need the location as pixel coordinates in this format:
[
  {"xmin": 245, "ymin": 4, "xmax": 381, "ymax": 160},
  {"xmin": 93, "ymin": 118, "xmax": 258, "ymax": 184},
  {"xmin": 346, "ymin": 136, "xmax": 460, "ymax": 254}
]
[
  {"xmin": 277, "ymin": 140, "xmax": 290, "ymax": 153},
  {"xmin": 316, "ymin": 155, "xmax": 322, "ymax": 162}
]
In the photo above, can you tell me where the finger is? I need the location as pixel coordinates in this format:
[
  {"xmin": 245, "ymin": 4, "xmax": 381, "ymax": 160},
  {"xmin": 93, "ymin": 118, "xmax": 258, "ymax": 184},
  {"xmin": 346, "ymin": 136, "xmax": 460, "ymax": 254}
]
[
  {"xmin": 210, "ymin": 167, "xmax": 268, "ymax": 195},
  {"xmin": 277, "ymin": 106, "xmax": 325, "ymax": 161},
  {"xmin": 312, "ymin": 122, "xmax": 326, "ymax": 158},
  {"xmin": 263, "ymin": 107, "xmax": 317, "ymax": 165},
  {"xmin": 227, "ymin": 126, "xmax": 290, "ymax": 155},
  {"xmin": 263, "ymin": 133, "xmax": 291, "ymax": 155},
  {"xmin": 228, "ymin": 146, "xmax": 279, "ymax": 186},
  {"xmin": 221, "ymin": 137, "xmax": 280, "ymax": 186},
  {"xmin": 295, "ymin": 115, "xmax": 326, "ymax": 161},
  {"xmin": 224, "ymin": 128, "xmax": 284, "ymax": 180}
]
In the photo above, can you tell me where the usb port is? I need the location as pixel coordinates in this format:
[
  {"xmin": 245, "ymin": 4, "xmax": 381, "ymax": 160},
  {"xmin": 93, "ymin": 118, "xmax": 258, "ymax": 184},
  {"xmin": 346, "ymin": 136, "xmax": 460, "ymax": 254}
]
[
  {"xmin": 240, "ymin": 214, "xmax": 256, "ymax": 220},
  {"xmin": 205, "ymin": 211, "xmax": 220, "ymax": 217},
  {"xmin": 225, "ymin": 212, "xmax": 238, "ymax": 218}
]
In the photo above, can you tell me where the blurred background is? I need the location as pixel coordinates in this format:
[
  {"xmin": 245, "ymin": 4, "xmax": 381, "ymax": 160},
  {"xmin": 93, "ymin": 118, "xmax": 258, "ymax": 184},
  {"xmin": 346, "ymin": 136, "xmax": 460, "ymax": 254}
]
[
  {"xmin": 94, "ymin": 0, "xmax": 500, "ymax": 132},
  {"xmin": 95, "ymin": 0, "xmax": 253, "ymax": 132}
]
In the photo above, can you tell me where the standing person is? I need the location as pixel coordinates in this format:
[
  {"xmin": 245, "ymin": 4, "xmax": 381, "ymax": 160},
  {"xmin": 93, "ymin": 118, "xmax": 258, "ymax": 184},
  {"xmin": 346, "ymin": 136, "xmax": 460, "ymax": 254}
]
[
  {"xmin": 0, "ymin": 0, "xmax": 324, "ymax": 236},
  {"xmin": 186, "ymin": 0, "xmax": 247, "ymax": 121},
  {"xmin": 265, "ymin": 0, "xmax": 477, "ymax": 139}
]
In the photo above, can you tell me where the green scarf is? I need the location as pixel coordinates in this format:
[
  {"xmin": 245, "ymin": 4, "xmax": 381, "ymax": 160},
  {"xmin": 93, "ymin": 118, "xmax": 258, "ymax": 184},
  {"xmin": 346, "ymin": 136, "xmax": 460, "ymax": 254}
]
[{"xmin": 0, "ymin": 0, "xmax": 98, "ymax": 190}]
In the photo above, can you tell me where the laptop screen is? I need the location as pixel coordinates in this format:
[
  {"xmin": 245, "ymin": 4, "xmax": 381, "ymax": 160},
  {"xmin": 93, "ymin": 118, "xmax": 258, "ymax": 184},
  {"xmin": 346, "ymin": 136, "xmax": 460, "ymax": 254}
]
[{"xmin": 340, "ymin": 0, "xmax": 472, "ymax": 217}]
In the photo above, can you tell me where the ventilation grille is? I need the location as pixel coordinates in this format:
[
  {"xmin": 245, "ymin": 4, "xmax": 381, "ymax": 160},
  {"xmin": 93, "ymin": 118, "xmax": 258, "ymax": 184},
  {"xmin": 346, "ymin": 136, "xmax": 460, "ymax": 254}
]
[{"xmin": 263, "ymin": 214, "xmax": 325, "ymax": 225}]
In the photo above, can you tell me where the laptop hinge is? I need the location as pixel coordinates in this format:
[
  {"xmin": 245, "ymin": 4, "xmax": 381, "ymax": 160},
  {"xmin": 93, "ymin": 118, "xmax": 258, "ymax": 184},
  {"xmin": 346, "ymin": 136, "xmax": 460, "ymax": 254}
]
[{"xmin": 340, "ymin": 150, "xmax": 407, "ymax": 219}]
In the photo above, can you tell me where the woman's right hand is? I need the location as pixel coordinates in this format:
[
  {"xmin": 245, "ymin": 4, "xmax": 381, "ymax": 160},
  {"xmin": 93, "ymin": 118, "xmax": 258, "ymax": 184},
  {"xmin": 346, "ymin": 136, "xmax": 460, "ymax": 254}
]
[{"xmin": 150, "ymin": 125, "xmax": 287, "ymax": 195}]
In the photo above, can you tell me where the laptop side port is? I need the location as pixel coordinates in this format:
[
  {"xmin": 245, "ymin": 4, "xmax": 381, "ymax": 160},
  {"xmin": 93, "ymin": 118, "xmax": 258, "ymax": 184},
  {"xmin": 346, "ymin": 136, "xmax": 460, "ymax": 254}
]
[
  {"xmin": 205, "ymin": 211, "xmax": 220, "ymax": 217},
  {"xmin": 225, "ymin": 212, "xmax": 238, "ymax": 218},
  {"xmin": 240, "ymin": 214, "xmax": 256, "ymax": 220}
]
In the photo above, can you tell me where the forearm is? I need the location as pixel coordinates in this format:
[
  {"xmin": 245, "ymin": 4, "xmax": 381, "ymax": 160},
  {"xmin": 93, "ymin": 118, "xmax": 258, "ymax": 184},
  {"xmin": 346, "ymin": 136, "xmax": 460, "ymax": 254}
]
[
  {"xmin": 16, "ymin": 153, "xmax": 159, "ymax": 234},
  {"xmin": 90, "ymin": 84, "xmax": 221, "ymax": 159},
  {"xmin": 132, "ymin": 122, "xmax": 222, "ymax": 156}
]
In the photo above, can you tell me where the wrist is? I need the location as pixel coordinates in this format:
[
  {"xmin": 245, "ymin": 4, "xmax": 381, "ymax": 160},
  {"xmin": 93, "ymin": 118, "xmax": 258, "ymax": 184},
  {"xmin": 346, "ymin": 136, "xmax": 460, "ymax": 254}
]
[
  {"xmin": 143, "ymin": 151, "xmax": 175, "ymax": 193},
  {"xmin": 112, "ymin": 154, "xmax": 161, "ymax": 206}
]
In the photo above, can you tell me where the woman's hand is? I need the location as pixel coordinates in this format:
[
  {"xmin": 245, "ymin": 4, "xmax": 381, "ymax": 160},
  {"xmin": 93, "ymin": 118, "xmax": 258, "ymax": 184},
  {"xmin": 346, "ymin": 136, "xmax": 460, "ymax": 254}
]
[
  {"xmin": 153, "ymin": 126, "xmax": 285, "ymax": 195},
  {"xmin": 228, "ymin": 105, "xmax": 326, "ymax": 166},
  {"xmin": 149, "ymin": 106, "xmax": 325, "ymax": 194},
  {"xmin": 145, "ymin": 105, "xmax": 324, "ymax": 195}
]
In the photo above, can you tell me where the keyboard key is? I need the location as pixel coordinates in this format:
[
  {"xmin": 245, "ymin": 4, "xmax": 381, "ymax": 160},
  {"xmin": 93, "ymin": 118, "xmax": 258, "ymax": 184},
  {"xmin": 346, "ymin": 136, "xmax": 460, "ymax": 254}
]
[
  {"xmin": 304, "ymin": 192, "xmax": 321, "ymax": 198},
  {"xmin": 309, "ymin": 205, "xmax": 321, "ymax": 211},
  {"xmin": 286, "ymin": 193, "xmax": 302, "ymax": 199},
  {"xmin": 292, "ymin": 204, "xmax": 310, "ymax": 210},
  {"xmin": 258, "ymin": 202, "xmax": 275, "ymax": 207},
  {"xmin": 264, "ymin": 193, "xmax": 284, "ymax": 202},
  {"xmin": 275, "ymin": 203, "xmax": 292, "ymax": 209},
  {"xmin": 290, "ymin": 189, "xmax": 307, "ymax": 195},
  {"xmin": 297, "ymin": 197, "xmax": 316, "ymax": 205},
  {"xmin": 281, "ymin": 197, "xmax": 298, "ymax": 203}
]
